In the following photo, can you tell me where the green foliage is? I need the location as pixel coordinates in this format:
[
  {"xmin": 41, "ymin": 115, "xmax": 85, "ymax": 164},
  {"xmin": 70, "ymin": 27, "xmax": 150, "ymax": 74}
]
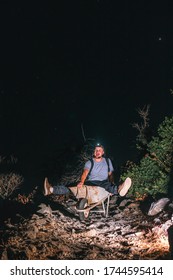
[{"xmin": 122, "ymin": 116, "xmax": 173, "ymax": 199}]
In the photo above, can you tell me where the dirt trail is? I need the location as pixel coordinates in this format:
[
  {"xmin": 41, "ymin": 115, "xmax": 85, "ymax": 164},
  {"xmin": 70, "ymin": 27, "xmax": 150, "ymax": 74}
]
[{"xmin": 0, "ymin": 193, "xmax": 172, "ymax": 260}]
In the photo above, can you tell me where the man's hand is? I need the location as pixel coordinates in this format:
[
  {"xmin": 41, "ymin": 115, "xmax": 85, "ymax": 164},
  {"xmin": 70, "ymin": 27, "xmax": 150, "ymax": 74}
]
[
  {"xmin": 77, "ymin": 169, "xmax": 89, "ymax": 188},
  {"xmin": 77, "ymin": 182, "xmax": 83, "ymax": 188}
]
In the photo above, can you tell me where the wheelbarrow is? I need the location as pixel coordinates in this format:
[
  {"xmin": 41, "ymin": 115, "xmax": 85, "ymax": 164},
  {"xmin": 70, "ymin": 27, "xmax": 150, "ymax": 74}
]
[{"xmin": 68, "ymin": 185, "xmax": 111, "ymax": 221}]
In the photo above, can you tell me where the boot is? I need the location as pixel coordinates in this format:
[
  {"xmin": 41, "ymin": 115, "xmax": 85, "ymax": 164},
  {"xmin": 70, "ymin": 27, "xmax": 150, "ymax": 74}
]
[
  {"xmin": 44, "ymin": 177, "xmax": 53, "ymax": 196},
  {"xmin": 118, "ymin": 177, "xmax": 132, "ymax": 197}
]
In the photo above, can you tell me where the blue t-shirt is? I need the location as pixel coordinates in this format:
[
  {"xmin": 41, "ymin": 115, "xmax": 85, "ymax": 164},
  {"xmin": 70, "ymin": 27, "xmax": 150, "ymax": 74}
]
[{"xmin": 84, "ymin": 158, "xmax": 114, "ymax": 181}]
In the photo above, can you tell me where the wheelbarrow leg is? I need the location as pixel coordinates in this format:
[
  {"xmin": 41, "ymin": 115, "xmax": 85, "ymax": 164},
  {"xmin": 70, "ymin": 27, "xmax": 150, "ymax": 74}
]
[
  {"xmin": 102, "ymin": 201, "xmax": 106, "ymax": 216},
  {"xmin": 101, "ymin": 194, "xmax": 110, "ymax": 217},
  {"xmin": 106, "ymin": 194, "xmax": 110, "ymax": 217}
]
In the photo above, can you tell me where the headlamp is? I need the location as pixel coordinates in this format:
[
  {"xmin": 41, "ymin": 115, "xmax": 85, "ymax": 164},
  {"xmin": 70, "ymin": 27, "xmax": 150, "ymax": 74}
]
[{"xmin": 95, "ymin": 143, "xmax": 104, "ymax": 149}]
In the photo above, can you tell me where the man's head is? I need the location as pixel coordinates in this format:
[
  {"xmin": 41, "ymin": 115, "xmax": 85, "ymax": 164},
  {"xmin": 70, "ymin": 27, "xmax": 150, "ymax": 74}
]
[{"xmin": 93, "ymin": 143, "xmax": 105, "ymax": 159}]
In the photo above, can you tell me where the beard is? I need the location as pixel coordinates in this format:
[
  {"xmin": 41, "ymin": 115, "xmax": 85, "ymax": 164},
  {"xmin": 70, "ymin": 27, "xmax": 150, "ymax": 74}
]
[{"xmin": 94, "ymin": 155, "xmax": 102, "ymax": 159}]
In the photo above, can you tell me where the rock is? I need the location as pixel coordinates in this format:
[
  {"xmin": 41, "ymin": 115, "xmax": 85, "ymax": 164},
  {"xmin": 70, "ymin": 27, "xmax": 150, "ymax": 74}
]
[
  {"xmin": 0, "ymin": 193, "xmax": 172, "ymax": 260},
  {"xmin": 148, "ymin": 198, "xmax": 170, "ymax": 216},
  {"xmin": 118, "ymin": 199, "xmax": 132, "ymax": 208},
  {"xmin": 37, "ymin": 203, "xmax": 52, "ymax": 216},
  {"xmin": 26, "ymin": 225, "xmax": 39, "ymax": 239},
  {"xmin": 1, "ymin": 249, "xmax": 8, "ymax": 260}
]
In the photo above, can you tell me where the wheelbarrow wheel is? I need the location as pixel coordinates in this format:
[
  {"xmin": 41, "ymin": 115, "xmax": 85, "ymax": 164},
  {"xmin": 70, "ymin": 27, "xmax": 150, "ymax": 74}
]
[{"xmin": 78, "ymin": 198, "xmax": 89, "ymax": 221}]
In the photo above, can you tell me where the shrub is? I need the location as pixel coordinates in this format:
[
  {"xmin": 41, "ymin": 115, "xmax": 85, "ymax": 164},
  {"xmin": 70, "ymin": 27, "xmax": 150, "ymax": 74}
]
[
  {"xmin": 121, "ymin": 116, "xmax": 173, "ymax": 199},
  {"xmin": 0, "ymin": 172, "xmax": 23, "ymax": 199}
]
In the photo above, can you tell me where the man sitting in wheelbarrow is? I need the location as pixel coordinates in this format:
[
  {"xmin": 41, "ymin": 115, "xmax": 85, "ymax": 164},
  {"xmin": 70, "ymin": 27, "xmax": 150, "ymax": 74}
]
[{"xmin": 44, "ymin": 143, "xmax": 132, "ymax": 197}]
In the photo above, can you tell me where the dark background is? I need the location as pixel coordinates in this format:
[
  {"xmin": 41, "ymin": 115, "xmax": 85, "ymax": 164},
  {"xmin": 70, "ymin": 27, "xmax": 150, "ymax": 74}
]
[{"xmin": 0, "ymin": 1, "xmax": 173, "ymax": 188}]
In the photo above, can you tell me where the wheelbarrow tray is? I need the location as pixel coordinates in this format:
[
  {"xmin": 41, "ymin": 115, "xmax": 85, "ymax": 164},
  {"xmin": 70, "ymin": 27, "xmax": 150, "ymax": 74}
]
[{"xmin": 69, "ymin": 185, "xmax": 110, "ymax": 205}]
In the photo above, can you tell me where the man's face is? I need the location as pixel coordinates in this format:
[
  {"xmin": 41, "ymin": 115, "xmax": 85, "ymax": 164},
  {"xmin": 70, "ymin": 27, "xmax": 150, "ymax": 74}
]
[{"xmin": 94, "ymin": 147, "xmax": 104, "ymax": 159}]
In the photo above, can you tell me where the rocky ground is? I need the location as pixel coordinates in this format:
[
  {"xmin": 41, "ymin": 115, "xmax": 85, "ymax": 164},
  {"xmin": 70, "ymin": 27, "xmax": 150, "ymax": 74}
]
[{"xmin": 0, "ymin": 187, "xmax": 173, "ymax": 260}]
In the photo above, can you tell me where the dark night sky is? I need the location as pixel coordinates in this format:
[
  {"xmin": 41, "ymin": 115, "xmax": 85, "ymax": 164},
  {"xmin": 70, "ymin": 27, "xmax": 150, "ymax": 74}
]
[{"xmin": 0, "ymin": 1, "xmax": 173, "ymax": 186}]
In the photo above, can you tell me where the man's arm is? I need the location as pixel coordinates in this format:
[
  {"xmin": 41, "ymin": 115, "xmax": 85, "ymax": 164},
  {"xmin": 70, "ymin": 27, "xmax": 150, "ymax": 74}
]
[
  {"xmin": 108, "ymin": 171, "xmax": 115, "ymax": 184},
  {"xmin": 77, "ymin": 169, "xmax": 89, "ymax": 187}
]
